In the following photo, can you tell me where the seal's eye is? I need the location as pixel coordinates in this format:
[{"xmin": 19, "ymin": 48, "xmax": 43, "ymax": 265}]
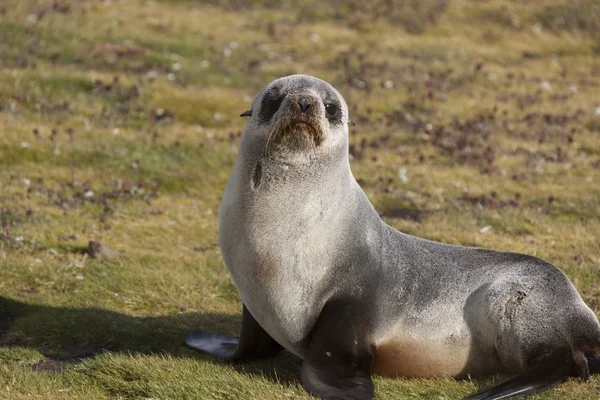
[
  {"xmin": 325, "ymin": 103, "xmax": 338, "ymax": 117},
  {"xmin": 324, "ymin": 102, "xmax": 342, "ymax": 125},
  {"xmin": 258, "ymin": 90, "xmax": 286, "ymax": 124}
]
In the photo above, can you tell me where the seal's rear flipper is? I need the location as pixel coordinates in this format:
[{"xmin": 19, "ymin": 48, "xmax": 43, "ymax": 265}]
[
  {"xmin": 463, "ymin": 363, "xmax": 569, "ymax": 400},
  {"xmin": 185, "ymin": 303, "xmax": 282, "ymax": 361},
  {"xmin": 301, "ymin": 298, "xmax": 375, "ymax": 400}
]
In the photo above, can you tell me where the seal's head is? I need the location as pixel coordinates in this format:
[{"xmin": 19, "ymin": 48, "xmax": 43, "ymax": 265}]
[{"xmin": 240, "ymin": 75, "xmax": 350, "ymax": 158}]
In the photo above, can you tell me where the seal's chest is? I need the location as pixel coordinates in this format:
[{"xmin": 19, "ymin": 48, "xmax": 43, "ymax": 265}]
[
  {"xmin": 244, "ymin": 196, "xmax": 334, "ymax": 280},
  {"xmin": 235, "ymin": 223, "xmax": 332, "ymax": 355},
  {"xmin": 248, "ymin": 272, "xmax": 324, "ymax": 356},
  {"xmin": 220, "ymin": 188, "xmax": 338, "ymax": 355}
]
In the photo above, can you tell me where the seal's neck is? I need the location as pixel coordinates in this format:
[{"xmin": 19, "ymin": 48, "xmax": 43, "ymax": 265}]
[
  {"xmin": 236, "ymin": 134, "xmax": 352, "ymax": 195},
  {"xmin": 249, "ymin": 154, "xmax": 350, "ymax": 195}
]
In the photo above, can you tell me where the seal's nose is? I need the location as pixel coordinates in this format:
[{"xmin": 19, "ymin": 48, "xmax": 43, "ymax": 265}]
[{"xmin": 297, "ymin": 96, "xmax": 312, "ymax": 113}]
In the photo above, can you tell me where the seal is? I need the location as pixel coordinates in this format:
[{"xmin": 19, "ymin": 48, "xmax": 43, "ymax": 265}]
[{"xmin": 186, "ymin": 74, "xmax": 600, "ymax": 400}]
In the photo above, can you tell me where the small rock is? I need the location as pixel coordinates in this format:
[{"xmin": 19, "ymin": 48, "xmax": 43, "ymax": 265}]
[{"xmin": 88, "ymin": 241, "xmax": 120, "ymax": 260}]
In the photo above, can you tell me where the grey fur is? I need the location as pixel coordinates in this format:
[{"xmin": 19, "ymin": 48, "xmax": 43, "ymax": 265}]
[{"xmin": 219, "ymin": 74, "xmax": 600, "ymax": 380}]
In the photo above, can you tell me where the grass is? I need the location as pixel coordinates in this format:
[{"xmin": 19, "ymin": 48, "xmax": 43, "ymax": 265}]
[{"xmin": 1, "ymin": 0, "xmax": 599, "ymax": 399}]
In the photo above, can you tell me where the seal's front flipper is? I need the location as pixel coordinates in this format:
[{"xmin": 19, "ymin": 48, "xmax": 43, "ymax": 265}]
[
  {"xmin": 301, "ymin": 298, "xmax": 375, "ymax": 400},
  {"xmin": 587, "ymin": 352, "xmax": 600, "ymax": 375},
  {"xmin": 185, "ymin": 303, "xmax": 283, "ymax": 361},
  {"xmin": 185, "ymin": 331, "xmax": 239, "ymax": 360},
  {"xmin": 463, "ymin": 362, "xmax": 569, "ymax": 400}
]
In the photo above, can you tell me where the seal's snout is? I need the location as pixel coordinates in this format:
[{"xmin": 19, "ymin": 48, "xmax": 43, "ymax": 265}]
[
  {"xmin": 292, "ymin": 94, "xmax": 318, "ymax": 116},
  {"xmin": 259, "ymin": 81, "xmax": 336, "ymax": 152},
  {"xmin": 297, "ymin": 96, "xmax": 312, "ymax": 113}
]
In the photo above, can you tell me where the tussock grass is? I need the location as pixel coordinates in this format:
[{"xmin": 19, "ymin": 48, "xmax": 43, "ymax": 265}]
[{"xmin": 1, "ymin": 0, "xmax": 599, "ymax": 399}]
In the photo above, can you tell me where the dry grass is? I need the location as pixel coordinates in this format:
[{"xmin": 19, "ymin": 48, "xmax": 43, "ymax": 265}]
[{"xmin": 1, "ymin": 0, "xmax": 599, "ymax": 399}]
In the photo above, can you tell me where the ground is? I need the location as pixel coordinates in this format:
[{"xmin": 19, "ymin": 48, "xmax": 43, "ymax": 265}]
[{"xmin": 1, "ymin": 0, "xmax": 600, "ymax": 399}]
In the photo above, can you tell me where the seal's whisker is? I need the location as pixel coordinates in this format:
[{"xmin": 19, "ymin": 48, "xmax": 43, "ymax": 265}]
[{"xmin": 264, "ymin": 122, "xmax": 278, "ymax": 157}]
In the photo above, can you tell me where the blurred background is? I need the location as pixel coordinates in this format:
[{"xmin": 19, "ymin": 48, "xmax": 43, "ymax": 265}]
[{"xmin": 1, "ymin": 1, "xmax": 599, "ymax": 399}]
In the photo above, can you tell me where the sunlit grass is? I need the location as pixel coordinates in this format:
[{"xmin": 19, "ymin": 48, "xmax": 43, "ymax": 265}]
[{"xmin": 1, "ymin": 0, "xmax": 599, "ymax": 399}]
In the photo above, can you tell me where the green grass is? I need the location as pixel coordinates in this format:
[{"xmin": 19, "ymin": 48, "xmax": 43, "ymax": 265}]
[{"xmin": 1, "ymin": 0, "xmax": 600, "ymax": 399}]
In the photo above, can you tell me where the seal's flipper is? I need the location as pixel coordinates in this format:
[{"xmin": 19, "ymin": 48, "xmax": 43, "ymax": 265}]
[
  {"xmin": 186, "ymin": 331, "xmax": 239, "ymax": 359},
  {"xmin": 186, "ymin": 304, "xmax": 283, "ymax": 361},
  {"xmin": 302, "ymin": 364, "xmax": 374, "ymax": 400},
  {"xmin": 588, "ymin": 352, "xmax": 600, "ymax": 374},
  {"xmin": 463, "ymin": 362, "xmax": 569, "ymax": 400},
  {"xmin": 301, "ymin": 298, "xmax": 375, "ymax": 400}
]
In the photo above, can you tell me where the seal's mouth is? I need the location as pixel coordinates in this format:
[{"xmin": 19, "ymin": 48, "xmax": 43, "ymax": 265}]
[
  {"xmin": 292, "ymin": 121, "xmax": 317, "ymax": 133},
  {"xmin": 283, "ymin": 118, "xmax": 322, "ymax": 144},
  {"xmin": 265, "ymin": 113, "xmax": 324, "ymax": 154}
]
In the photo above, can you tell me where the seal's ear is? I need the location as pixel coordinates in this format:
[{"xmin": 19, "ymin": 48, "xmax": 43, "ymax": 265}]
[
  {"xmin": 240, "ymin": 110, "xmax": 252, "ymax": 118},
  {"xmin": 348, "ymin": 120, "xmax": 356, "ymax": 127}
]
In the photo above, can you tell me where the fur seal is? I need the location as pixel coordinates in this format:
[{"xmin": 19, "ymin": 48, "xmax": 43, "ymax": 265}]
[{"xmin": 186, "ymin": 74, "xmax": 600, "ymax": 400}]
